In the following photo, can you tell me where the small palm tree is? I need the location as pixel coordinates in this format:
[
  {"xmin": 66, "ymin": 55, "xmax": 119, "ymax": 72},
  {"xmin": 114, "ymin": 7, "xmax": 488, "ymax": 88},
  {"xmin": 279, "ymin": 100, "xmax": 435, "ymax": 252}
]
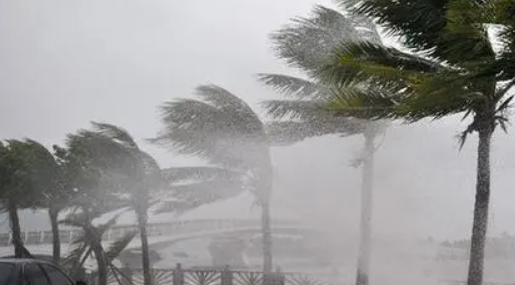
[
  {"xmin": 259, "ymin": 6, "xmax": 386, "ymax": 285},
  {"xmin": 61, "ymin": 209, "xmax": 138, "ymax": 285},
  {"xmin": 315, "ymin": 2, "xmax": 515, "ymax": 285},
  {"xmin": 152, "ymin": 85, "xmax": 275, "ymax": 275}
]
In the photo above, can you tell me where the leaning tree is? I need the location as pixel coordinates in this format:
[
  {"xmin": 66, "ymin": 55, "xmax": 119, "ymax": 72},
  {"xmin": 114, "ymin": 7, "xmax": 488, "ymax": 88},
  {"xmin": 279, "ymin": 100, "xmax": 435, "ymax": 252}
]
[
  {"xmin": 74, "ymin": 122, "xmax": 245, "ymax": 285},
  {"xmin": 316, "ymin": 1, "xmax": 515, "ymax": 285},
  {"xmin": 152, "ymin": 85, "xmax": 276, "ymax": 275},
  {"xmin": 259, "ymin": 6, "xmax": 387, "ymax": 285}
]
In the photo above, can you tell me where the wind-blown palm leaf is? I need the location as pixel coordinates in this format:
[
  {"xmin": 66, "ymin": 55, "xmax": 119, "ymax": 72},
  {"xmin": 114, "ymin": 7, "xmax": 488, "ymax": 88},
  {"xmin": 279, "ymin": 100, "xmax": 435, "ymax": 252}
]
[
  {"xmin": 257, "ymin": 74, "xmax": 330, "ymax": 100},
  {"xmin": 262, "ymin": 99, "xmax": 334, "ymax": 121},
  {"xmin": 260, "ymin": 5, "xmax": 390, "ymax": 152},
  {"xmin": 337, "ymin": 0, "xmax": 496, "ymax": 65},
  {"xmin": 271, "ymin": 5, "xmax": 381, "ymax": 72},
  {"xmin": 318, "ymin": 40, "xmax": 443, "ymax": 92},
  {"xmin": 104, "ymin": 230, "xmax": 138, "ymax": 263},
  {"xmin": 61, "ymin": 213, "xmax": 120, "ymax": 269},
  {"xmin": 266, "ymin": 120, "xmax": 368, "ymax": 146},
  {"xmin": 91, "ymin": 122, "xmax": 139, "ymax": 150},
  {"xmin": 153, "ymin": 85, "xmax": 268, "ymax": 170}
]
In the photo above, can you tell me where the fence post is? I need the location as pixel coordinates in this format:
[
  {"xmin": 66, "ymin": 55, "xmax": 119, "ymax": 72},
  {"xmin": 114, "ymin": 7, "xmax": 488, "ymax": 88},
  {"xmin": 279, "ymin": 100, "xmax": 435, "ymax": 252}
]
[
  {"xmin": 173, "ymin": 263, "xmax": 184, "ymax": 285},
  {"xmin": 221, "ymin": 265, "xmax": 233, "ymax": 285},
  {"xmin": 270, "ymin": 267, "xmax": 285, "ymax": 285}
]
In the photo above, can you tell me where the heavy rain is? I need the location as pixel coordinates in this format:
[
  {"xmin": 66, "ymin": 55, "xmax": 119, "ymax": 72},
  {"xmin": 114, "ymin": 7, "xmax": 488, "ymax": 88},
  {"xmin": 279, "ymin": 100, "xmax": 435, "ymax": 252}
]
[{"xmin": 0, "ymin": 1, "xmax": 515, "ymax": 285}]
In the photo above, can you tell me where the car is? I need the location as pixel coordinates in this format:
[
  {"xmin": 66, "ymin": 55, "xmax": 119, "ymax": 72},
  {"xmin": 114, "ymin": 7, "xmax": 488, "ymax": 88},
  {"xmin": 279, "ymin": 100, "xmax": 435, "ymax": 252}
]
[{"xmin": 0, "ymin": 258, "xmax": 84, "ymax": 285}]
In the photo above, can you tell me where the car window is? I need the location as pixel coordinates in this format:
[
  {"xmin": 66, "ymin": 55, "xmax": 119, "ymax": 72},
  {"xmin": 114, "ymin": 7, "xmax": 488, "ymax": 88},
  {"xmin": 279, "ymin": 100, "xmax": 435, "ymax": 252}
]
[
  {"xmin": 0, "ymin": 263, "xmax": 17, "ymax": 285},
  {"xmin": 24, "ymin": 263, "xmax": 50, "ymax": 285},
  {"xmin": 40, "ymin": 264, "xmax": 73, "ymax": 285}
]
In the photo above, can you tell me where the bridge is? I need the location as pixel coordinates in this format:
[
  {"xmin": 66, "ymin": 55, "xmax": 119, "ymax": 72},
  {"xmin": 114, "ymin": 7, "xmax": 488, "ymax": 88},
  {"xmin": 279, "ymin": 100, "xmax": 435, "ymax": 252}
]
[{"xmin": 0, "ymin": 218, "xmax": 316, "ymax": 258}]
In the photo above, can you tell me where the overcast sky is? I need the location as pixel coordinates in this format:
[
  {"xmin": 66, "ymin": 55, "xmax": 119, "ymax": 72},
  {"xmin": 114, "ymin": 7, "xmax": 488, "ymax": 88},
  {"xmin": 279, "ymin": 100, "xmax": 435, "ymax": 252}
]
[{"xmin": 1, "ymin": 0, "xmax": 515, "ymax": 241}]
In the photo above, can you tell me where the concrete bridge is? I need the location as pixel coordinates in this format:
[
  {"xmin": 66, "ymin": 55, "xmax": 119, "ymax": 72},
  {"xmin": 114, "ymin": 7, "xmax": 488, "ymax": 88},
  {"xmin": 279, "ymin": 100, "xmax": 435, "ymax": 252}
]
[{"xmin": 0, "ymin": 218, "xmax": 315, "ymax": 258}]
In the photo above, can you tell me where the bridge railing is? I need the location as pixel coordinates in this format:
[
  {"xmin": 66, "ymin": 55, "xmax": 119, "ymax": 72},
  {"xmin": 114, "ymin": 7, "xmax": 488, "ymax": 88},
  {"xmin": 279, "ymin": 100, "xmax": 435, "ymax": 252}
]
[{"xmin": 0, "ymin": 219, "xmax": 299, "ymax": 246}]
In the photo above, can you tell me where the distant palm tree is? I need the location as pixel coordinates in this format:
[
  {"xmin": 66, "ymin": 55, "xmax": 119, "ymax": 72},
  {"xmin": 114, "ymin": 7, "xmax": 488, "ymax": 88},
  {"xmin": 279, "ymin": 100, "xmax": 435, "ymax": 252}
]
[
  {"xmin": 72, "ymin": 122, "xmax": 245, "ymax": 285},
  {"xmin": 152, "ymin": 85, "xmax": 275, "ymax": 275},
  {"xmin": 259, "ymin": 6, "xmax": 386, "ymax": 285}
]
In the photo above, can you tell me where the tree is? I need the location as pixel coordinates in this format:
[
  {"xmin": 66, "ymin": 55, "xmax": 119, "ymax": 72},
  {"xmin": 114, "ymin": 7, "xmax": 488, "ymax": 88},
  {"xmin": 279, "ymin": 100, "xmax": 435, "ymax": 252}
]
[
  {"xmin": 61, "ymin": 209, "xmax": 138, "ymax": 284},
  {"xmin": 316, "ymin": 2, "xmax": 515, "ymax": 285},
  {"xmin": 44, "ymin": 145, "xmax": 78, "ymax": 265},
  {"xmin": 75, "ymin": 122, "xmax": 245, "ymax": 285},
  {"xmin": 63, "ymin": 130, "xmax": 135, "ymax": 285},
  {"xmin": 259, "ymin": 6, "xmax": 386, "ymax": 285},
  {"xmin": 152, "ymin": 85, "xmax": 276, "ymax": 275},
  {"xmin": 0, "ymin": 139, "xmax": 58, "ymax": 258}
]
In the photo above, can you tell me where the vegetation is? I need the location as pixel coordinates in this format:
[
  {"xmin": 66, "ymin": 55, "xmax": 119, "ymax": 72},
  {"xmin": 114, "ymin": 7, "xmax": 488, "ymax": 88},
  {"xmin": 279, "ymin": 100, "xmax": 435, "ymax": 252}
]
[
  {"xmin": 151, "ymin": 85, "xmax": 276, "ymax": 275},
  {"xmin": 1, "ymin": 3, "xmax": 514, "ymax": 285},
  {"xmin": 259, "ymin": 6, "xmax": 387, "ymax": 285},
  {"xmin": 313, "ymin": 1, "xmax": 515, "ymax": 285}
]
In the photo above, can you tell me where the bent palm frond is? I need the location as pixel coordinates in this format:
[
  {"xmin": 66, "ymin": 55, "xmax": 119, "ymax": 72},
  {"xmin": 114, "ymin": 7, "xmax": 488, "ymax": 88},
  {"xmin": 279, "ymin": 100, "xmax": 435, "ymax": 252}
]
[
  {"xmin": 153, "ymin": 85, "xmax": 267, "ymax": 170},
  {"xmin": 257, "ymin": 74, "xmax": 329, "ymax": 99}
]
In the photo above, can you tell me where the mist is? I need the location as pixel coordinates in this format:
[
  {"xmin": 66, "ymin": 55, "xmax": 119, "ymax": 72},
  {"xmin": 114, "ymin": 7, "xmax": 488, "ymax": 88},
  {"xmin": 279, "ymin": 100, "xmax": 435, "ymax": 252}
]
[{"xmin": 2, "ymin": 1, "xmax": 515, "ymax": 285}]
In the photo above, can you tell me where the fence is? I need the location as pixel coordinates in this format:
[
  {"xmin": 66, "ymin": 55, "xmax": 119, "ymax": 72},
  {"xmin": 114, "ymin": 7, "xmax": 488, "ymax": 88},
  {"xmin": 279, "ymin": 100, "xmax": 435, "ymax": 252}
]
[{"xmin": 86, "ymin": 264, "xmax": 330, "ymax": 285}]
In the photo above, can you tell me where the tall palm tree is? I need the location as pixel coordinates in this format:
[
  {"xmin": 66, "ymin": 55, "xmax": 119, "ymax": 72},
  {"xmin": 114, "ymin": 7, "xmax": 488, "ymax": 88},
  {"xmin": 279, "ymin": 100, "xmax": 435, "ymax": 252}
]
[
  {"xmin": 75, "ymin": 122, "xmax": 246, "ymax": 285},
  {"xmin": 259, "ymin": 6, "xmax": 386, "ymax": 285},
  {"xmin": 315, "ymin": 2, "xmax": 515, "ymax": 285},
  {"xmin": 152, "ymin": 85, "xmax": 275, "ymax": 275},
  {"xmin": 0, "ymin": 139, "xmax": 58, "ymax": 258}
]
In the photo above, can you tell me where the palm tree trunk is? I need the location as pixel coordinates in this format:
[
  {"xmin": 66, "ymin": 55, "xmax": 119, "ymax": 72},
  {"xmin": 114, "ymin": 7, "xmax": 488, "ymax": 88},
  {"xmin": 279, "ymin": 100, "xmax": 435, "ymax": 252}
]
[
  {"xmin": 261, "ymin": 201, "xmax": 272, "ymax": 274},
  {"xmin": 49, "ymin": 208, "xmax": 61, "ymax": 264},
  {"xmin": 136, "ymin": 206, "xmax": 153, "ymax": 285},
  {"xmin": 355, "ymin": 133, "xmax": 375, "ymax": 285},
  {"xmin": 466, "ymin": 127, "xmax": 494, "ymax": 285},
  {"xmin": 85, "ymin": 210, "xmax": 107, "ymax": 285},
  {"xmin": 261, "ymin": 200, "xmax": 273, "ymax": 285},
  {"xmin": 7, "ymin": 199, "xmax": 24, "ymax": 258},
  {"xmin": 90, "ymin": 238, "xmax": 108, "ymax": 285}
]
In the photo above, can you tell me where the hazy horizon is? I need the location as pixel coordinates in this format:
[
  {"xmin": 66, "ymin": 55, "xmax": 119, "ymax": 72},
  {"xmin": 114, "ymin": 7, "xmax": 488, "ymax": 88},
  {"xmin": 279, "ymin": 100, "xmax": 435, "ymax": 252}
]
[{"xmin": 1, "ymin": 0, "xmax": 515, "ymax": 243}]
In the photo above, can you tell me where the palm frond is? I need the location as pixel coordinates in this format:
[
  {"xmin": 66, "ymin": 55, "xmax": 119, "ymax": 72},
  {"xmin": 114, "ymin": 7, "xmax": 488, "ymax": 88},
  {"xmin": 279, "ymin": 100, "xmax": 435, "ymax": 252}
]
[
  {"xmin": 271, "ymin": 5, "xmax": 381, "ymax": 71},
  {"xmin": 91, "ymin": 122, "xmax": 139, "ymax": 150},
  {"xmin": 318, "ymin": 40, "xmax": 442, "ymax": 91},
  {"xmin": 104, "ymin": 230, "xmax": 138, "ymax": 263},
  {"xmin": 153, "ymin": 85, "xmax": 268, "ymax": 169},
  {"xmin": 261, "ymin": 99, "xmax": 332, "ymax": 121},
  {"xmin": 327, "ymin": 86, "xmax": 402, "ymax": 120},
  {"xmin": 338, "ymin": 0, "xmax": 496, "ymax": 65},
  {"xmin": 62, "ymin": 230, "xmax": 90, "ymax": 269},
  {"xmin": 265, "ymin": 119, "xmax": 367, "ymax": 146},
  {"xmin": 257, "ymin": 74, "xmax": 329, "ymax": 99}
]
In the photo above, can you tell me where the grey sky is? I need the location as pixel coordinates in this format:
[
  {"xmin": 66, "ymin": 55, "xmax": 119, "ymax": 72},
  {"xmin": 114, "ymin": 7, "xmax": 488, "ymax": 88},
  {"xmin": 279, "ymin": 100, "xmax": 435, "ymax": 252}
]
[{"xmin": 1, "ymin": 0, "xmax": 515, "ymax": 241}]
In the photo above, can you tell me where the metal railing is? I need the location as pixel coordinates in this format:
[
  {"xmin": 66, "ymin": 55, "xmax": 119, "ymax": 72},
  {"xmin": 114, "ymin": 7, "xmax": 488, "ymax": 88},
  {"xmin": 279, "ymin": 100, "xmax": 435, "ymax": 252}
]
[
  {"xmin": 0, "ymin": 219, "xmax": 300, "ymax": 246},
  {"xmin": 87, "ymin": 264, "xmax": 331, "ymax": 285}
]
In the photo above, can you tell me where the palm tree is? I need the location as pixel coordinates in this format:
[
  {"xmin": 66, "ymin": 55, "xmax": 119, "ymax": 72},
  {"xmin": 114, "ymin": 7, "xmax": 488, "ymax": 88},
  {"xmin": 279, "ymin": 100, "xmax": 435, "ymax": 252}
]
[
  {"xmin": 315, "ymin": 2, "xmax": 515, "ymax": 285},
  {"xmin": 45, "ymin": 145, "xmax": 79, "ymax": 265},
  {"xmin": 0, "ymin": 139, "xmax": 59, "ymax": 258},
  {"xmin": 152, "ymin": 85, "xmax": 275, "ymax": 275},
  {"xmin": 61, "ymin": 209, "xmax": 138, "ymax": 284},
  {"xmin": 74, "ymin": 122, "xmax": 246, "ymax": 285},
  {"xmin": 259, "ymin": 6, "xmax": 386, "ymax": 285}
]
